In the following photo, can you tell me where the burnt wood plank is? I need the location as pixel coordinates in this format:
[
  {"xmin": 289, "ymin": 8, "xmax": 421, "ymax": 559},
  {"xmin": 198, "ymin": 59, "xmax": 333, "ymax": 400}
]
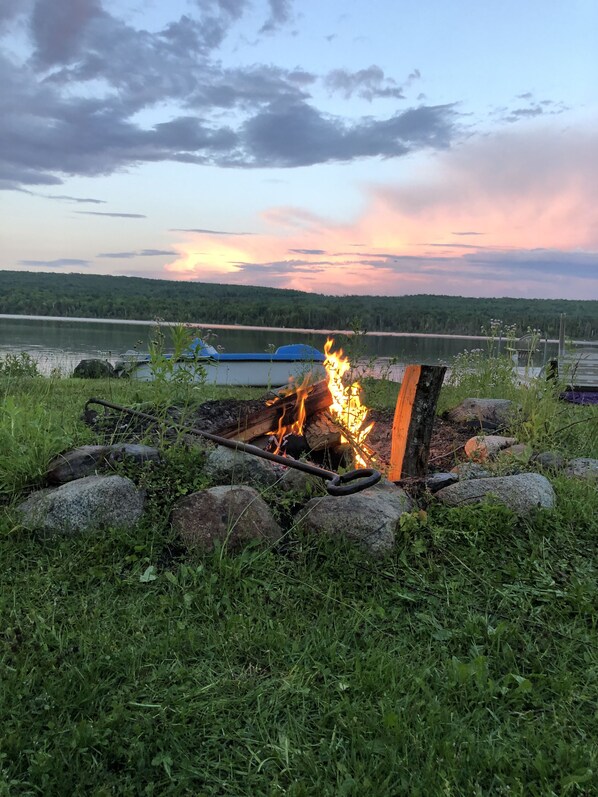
[
  {"xmin": 389, "ymin": 365, "xmax": 447, "ymax": 479},
  {"xmin": 217, "ymin": 379, "xmax": 333, "ymax": 441}
]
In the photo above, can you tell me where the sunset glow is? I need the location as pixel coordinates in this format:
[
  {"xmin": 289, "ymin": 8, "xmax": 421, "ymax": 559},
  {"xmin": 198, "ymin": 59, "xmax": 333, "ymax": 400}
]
[{"xmin": 2, "ymin": 1, "xmax": 597, "ymax": 299}]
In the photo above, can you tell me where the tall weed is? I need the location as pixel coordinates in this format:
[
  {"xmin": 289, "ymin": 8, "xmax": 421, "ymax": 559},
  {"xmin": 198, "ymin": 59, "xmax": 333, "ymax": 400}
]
[
  {"xmin": 0, "ymin": 352, "xmax": 40, "ymax": 379},
  {"xmin": 447, "ymin": 320, "xmax": 520, "ymax": 401},
  {"xmin": 0, "ymin": 396, "xmax": 76, "ymax": 498}
]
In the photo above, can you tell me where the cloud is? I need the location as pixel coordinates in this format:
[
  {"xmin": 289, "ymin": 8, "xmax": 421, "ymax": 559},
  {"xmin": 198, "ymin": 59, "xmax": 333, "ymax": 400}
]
[
  {"xmin": 75, "ymin": 211, "xmax": 146, "ymax": 218},
  {"xmin": 161, "ymin": 125, "xmax": 598, "ymax": 298},
  {"xmin": 171, "ymin": 228, "xmax": 254, "ymax": 236},
  {"xmin": 23, "ymin": 191, "xmax": 106, "ymax": 203},
  {"xmin": 18, "ymin": 258, "xmax": 90, "ymax": 268},
  {"xmin": 324, "ymin": 66, "xmax": 404, "ymax": 101},
  {"xmin": 461, "ymin": 248, "xmax": 598, "ymax": 280},
  {"xmin": 0, "ymin": 2, "xmax": 460, "ymax": 189},
  {"xmin": 241, "ymin": 101, "xmax": 457, "ymax": 167},
  {"xmin": 31, "ymin": 0, "xmax": 105, "ymax": 67},
  {"xmin": 97, "ymin": 249, "xmax": 176, "ymax": 258},
  {"xmin": 260, "ymin": 0, "xmax": 293, "ymax": 33},
  {"xmin": 492, "ymin": 93, "xmax": 570, "ymax": 124}
]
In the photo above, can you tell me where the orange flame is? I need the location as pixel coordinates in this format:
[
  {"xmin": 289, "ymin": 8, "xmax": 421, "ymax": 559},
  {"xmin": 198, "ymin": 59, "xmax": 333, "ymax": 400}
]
[
  {"xmin": 268, "ymin": 373, "xmax": 311, "ymax": 455},
  {"xmin": 323, "ymin": 338, "xmax": 374, "ymax": 467},
  {"xmin": 265, "ymin": 338, "xmax": 374, "ymax": 464}
]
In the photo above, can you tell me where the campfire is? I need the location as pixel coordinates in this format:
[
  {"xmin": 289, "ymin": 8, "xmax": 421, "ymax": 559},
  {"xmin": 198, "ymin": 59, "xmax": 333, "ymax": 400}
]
[
  {"xmin": 86, "ymin": 339, "xmax": 447, "ymax": 487},
  {"xmin": 264, "ymin": 338, "xmax": 376, "ymax": 468},
  {"xmin": 205, "ymin": 338, "xmax": 446, "ymax": 480}
]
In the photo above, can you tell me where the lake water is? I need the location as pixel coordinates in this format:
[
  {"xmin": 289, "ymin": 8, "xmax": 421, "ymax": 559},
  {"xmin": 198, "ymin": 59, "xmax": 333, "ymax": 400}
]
[{"xmin": 0, "ymin": 314, "xmax": 559, "ymax": 376}]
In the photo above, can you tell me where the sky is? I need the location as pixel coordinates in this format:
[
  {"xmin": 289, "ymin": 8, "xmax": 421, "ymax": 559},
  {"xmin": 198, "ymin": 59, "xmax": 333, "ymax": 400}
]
[{"xmin": 1, "ymin": 0, "xmax": 597, "ymax": 299}]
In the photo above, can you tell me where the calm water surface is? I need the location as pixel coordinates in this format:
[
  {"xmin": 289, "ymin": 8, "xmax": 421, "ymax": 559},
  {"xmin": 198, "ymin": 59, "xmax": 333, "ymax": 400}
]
[{"xmin": 0, "ymin": 314, "xmax": 557, "ymax": 375}]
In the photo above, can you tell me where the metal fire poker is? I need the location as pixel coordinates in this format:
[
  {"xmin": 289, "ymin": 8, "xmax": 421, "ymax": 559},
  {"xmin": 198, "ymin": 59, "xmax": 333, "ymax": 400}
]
[{"xmin": 85, "ymin": 397, "xmax": 382, "ymax": 496}]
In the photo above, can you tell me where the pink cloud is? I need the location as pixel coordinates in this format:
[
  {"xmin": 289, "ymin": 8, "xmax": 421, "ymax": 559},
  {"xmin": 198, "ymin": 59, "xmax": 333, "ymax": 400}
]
[{"xmin": 163, "ymin": 125, "xmax": 598, "ymax": 298}]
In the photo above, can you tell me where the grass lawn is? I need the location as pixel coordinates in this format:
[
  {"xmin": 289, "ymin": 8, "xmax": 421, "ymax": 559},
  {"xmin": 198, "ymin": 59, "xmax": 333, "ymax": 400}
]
[{"xmin": 1, "ymin": 372, "xmax": 597, "ymax": 796}]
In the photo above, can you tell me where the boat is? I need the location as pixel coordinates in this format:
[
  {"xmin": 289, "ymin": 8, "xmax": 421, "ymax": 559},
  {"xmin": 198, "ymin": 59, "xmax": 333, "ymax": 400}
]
[{"xmin": 114, "ymin": 338, "xmax": 327, "ymax": 387}]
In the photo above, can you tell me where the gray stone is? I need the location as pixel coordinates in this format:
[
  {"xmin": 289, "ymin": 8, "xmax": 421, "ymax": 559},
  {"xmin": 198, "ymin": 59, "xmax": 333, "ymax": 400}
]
[
  {"xmin": 425, "ymin": 472, "xmax": 459, "ymax": 492},
  {"xmin": 47, "ymin": 445, "xmax": 112, "ymax": 484},
  {"xmin": 106, "ymin": 444, "xmax": 161, "ymax": 466},
  {"xmin": 566, "ymin": 458, "xmax": 598, "ymax": 481},
  {"xmin": 17, "ymin": 475, "xmax": 145, "ymax": 535},
  {"xmin": 203, "ymin": 445, "xmax": 286, "ymax": 489},
  {"xmin": 450, "ymin": 463, "xmax": 493, "ymax": 480},
  {"xmin": 46, "ymin": 444, "xmax": 161, "ymax": 484},
  {"xmin": 278, "ymin": 468, "xmax": 321, "ymax": 495},
  {"xmin": 436, "ymin": 473, "xmax": 556, "ymax": 515},
  {"xmin": 464, "ymin": 435, "xmax": 518, "ymax": 462},
  {"xmin": 171, "ymin": 485, "xmax": 282, "ymax": 554},
  {"xmin": 533, "ymin": 451, "xmax": 566, "ymax": 471},
  {"xmin": 295, "ymin": 480, "xmax": 413, "ymax": 557},
  {"xmin": 497, "ymin": 443, "xmax": 533, "ymax": 463},
  {"xmin": 72, "ymin": 359, "xmax": 115, "ymax": 379},
  {"xmin": 444, "ymin": 398, "xmax": 515, "ymax": 430}
]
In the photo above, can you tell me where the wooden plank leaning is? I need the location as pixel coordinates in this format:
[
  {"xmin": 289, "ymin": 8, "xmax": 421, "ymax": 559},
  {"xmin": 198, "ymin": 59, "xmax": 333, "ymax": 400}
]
[{"xmin": 388, "ymin": 364, "xmax": 447, "ymax": 480}]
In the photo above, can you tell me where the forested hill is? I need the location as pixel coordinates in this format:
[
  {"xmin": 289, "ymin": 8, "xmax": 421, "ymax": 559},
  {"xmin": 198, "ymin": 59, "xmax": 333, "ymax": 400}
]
[{"xmin": 1, "ymin": 271, "xmax": 596, "ymax": 339}]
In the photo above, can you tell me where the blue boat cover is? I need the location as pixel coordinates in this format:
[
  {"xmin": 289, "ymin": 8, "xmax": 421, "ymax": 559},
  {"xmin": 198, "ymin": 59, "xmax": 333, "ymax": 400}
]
[{"xmin": 183, "ymin": 339, "xmax": 325, "ymax": 362}]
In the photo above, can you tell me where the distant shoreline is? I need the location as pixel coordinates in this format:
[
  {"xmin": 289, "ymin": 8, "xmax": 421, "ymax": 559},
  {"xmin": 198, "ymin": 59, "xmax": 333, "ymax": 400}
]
[{"xmin": 1, "ymin": 313, "xmax": 595, "ymax": 346}]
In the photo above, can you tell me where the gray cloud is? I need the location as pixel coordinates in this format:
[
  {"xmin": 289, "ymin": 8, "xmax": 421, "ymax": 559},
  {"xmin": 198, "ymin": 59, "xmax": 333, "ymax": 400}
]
[
  {"xmin": 0, "ymin": 1, "xmax": 461, "ymax": 189},
  {"xmin": 357, "ymin": 248, "xmax": 598, "ymax": 283},
  {"xmin": 325, "ymin": 65, "xmax": 404, "ymax": 101},
  {"xmin": 492, "ymin": 93, "xmax": 569, "ymax": 124},
  {"xmin": 75, "ymin": 211, "xmax": 146, "ymax": 218},
  {"xmin": 31, "ymin": 0, "xmax": 104, "ymax": 67},
  {"xmin": 0, "ymin": 186, "xmax": 90, "ymax": 201},
  {"xmin": 231, "ymin": 259, "xmax": 330, "ymax": 274},
  {"xmin": 241, "ymin": 101, "xmax": 457, "ymax": 167},
  {"xmin": 289, "ymin": 248, "xmax": 327, "ymax": 255},
  {"xmin": 97, "ymin": 249, "xmax": 176, "ymax": 258},
  {"xmin": 461, "ymin": 248, "xmax": 598, "ymax": 280},
  {"xmin": 425, "ymin": 242, "xmax": 489, "ymax": 249},
  {"xmin": 206, "ymin": 246, "xmax": 598, "ymax": 291},
  {"xmin": 29, "ymin": 192, "xmax": 106, "ymax": 203},
  {"xmin": 171, "ymin": 228, "xmax": 254, "ymax": 236},
  {"xmin": 260, "ymin": 0, "xmax": 293, "ymax": 33},
  {"xmin": 452, "ymin": 231, "xmax": 484, "ymax": 236},
  {"xmin": 18, "ymin": 258, "xmax": 90, "ymax": 268}
]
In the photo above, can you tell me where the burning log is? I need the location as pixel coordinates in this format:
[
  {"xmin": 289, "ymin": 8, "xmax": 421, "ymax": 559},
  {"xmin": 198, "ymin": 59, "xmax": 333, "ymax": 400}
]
[
  {"xmin": 215, "ymin": 379, "xmax": 333, "ymax": 442},
  {"xmin": 388, "ymin": 365, "xmax": 447, "ymax": 480},
  {"xmin": 213, "ymin": 341, "xmax": 378, "ymax": 467},
  {"xmin": 304, "ymin": 411, "xmax": 345, "ymax": 452}
]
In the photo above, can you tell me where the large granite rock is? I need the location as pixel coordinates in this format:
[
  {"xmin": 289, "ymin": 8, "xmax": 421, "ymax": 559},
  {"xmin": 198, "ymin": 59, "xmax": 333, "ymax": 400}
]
[
  {"xmin": 295, "ymin": 480, "xmax": 412, "ymax": 557},
  {"xmin": 171, "ymin": 485, "xmax": 282, "ymax": 554},
  {"xmin": 17, "ymin": 475, "xmax": 145, "ymax": 535},
  {"xmin": 72, "ymin": 359, "xmax": 115, "ymax": 379},
  {"xmin": 47, "ymin": 445, "xmax": 112, "ymax": 484},
  {"xmin": 46, "ymin": 444, "xmax": 160, "ymax": 484},
  {"xmin": 444, "ymin": 398, "xmax": 515, "ymax": 430},
  {"xmin": 436, "ymin": 473, "xmax": 555, "ymax": 515},
  {"xmin": 203, "ymin": 446, "xmax": 287, "ymax": 489},
  {"xmin": 203, "ymin": 445, "xmax": 318, "ymax": 494}
]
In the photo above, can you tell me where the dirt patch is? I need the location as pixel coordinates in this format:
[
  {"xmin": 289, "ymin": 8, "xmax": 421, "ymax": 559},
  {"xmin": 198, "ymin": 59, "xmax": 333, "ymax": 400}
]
[{"xmin": 366, "ymin": 409, "xmax": 471, "ymax": 472}]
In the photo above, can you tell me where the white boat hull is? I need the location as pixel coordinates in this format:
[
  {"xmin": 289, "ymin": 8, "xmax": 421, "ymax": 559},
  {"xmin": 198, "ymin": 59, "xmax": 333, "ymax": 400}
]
[{"xmin": 125, "ymin": 358, "xmax": 327, "ymax": 387}]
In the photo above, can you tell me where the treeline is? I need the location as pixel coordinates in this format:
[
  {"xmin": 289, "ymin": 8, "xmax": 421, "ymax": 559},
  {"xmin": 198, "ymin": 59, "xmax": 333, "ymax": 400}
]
[{"xmin": 1, "ymin": 271, "xmax": 596, "ymax": 339}]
